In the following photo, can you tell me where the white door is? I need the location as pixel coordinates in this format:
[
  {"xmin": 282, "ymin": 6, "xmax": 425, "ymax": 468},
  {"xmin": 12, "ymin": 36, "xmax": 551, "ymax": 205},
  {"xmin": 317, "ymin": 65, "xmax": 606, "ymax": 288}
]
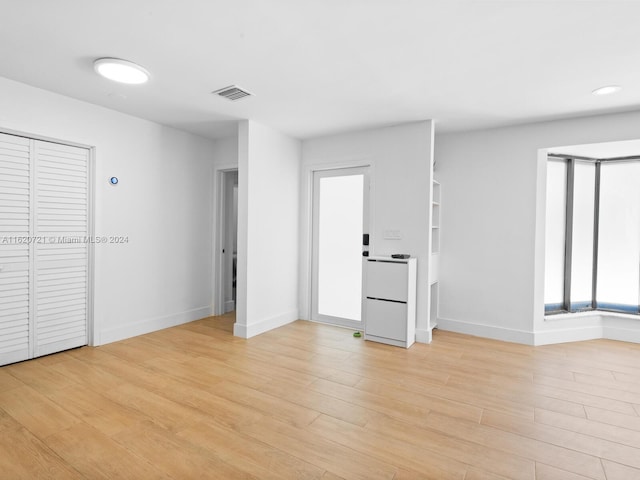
[
  {"xmin": 33, "ymin": 140, "xmax": 89, "ymax": 357},
  {"xmin": 0, "ymin": 133, "xmax": 89, "ymax": 366},
  {"xmin": 0, "ymin": 133, "xmax": 31, "ymax": 365},
  {"xmin": 311, "ymin": 167, "xmax": 370, "ymax": 329}
]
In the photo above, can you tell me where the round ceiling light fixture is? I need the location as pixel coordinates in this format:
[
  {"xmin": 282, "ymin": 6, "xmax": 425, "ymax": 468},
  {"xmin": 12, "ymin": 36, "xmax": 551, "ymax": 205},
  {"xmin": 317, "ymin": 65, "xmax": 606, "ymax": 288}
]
[
  {"xmin": 591, "ymin": 85, "xmax": 621, "ymax": 96},
  {"xmin": 93, "ymin": 58, "xmax": 150, "ymax": 84}
]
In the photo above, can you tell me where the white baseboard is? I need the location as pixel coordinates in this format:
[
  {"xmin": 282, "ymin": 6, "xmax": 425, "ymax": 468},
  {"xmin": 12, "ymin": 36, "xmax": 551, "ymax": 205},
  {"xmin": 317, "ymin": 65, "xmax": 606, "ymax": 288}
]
[
  {"xmin": 533, "ymin": 326, "xmax": 603, "ymax": 346},
  {"xmin": 98, "ymin": 305, "xmax": 212, "ymax": 345},
  {"xmin": 603, "ymin": 325, "xmax": 640, "ymax": 344},
  {"xmin": 415, "ymin": 328, "xmax": 432, "ymax": 344},
  {"xmin": 438, "ymin": 314, "xmax": 640, "ymax": 346},
  {"xmin": 224, "ymin": 300, "xmax": 235, "ymax": 313},
  {"xmin": 234, "ymin": 309, "xmax": 298, "ymax": 339},
  {"xmin": 437, "ymin": 317, "xmax": 534, "ymax": 345}
]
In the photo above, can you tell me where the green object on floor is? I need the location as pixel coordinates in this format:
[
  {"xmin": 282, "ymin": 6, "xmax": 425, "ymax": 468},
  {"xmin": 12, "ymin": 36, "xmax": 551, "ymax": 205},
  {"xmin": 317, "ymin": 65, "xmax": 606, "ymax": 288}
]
[{"xmin": 353, "ymin": 331, "xmax": 362, "ymax": 338}]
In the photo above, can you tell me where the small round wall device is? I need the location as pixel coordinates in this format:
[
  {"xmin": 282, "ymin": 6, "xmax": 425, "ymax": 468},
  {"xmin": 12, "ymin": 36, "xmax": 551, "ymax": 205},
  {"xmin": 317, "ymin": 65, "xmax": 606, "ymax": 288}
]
[{"xmin": 109, "ymin": 177, "xmax": 119, "ymax": 185}]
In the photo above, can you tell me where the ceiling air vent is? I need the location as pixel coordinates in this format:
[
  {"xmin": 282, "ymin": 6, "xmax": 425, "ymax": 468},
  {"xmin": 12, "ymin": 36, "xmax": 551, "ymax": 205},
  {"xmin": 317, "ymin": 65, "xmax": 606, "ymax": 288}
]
[{"xmin": 212, "ymin": 85, "xmax": 253, "ymax": 101}]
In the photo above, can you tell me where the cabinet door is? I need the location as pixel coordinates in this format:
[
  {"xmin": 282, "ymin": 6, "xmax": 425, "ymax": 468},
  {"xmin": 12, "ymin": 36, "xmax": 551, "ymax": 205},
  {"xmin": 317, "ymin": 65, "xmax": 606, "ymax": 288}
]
[
  {"xmin": 0, "ymin": 133, "xmax": 31, "ymax": 365},
  {"xmin": 365, "ymin": 298, "xmax": 407, "ymax": 341},
  {"xmin": 366, "ymin": 260, "xmax": 408, "ymax": 302}
]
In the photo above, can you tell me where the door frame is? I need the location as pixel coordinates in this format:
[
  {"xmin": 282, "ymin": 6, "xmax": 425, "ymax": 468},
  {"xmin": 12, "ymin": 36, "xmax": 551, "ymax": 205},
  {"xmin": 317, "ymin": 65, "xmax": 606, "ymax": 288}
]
[
  {"xmin": 213, "ymin": 165, "xmax": 238, "ymax": 316},
  {"xmin": 307, "ymin": 162, "xmax": 373, "ymax": 328}
]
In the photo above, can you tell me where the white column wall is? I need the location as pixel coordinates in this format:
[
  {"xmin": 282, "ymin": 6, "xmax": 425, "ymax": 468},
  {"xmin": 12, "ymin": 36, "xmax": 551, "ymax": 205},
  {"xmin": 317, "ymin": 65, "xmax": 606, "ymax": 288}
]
[{"xmin": 235, "ymin": 120, "xmax": 301, "ymax": 338}]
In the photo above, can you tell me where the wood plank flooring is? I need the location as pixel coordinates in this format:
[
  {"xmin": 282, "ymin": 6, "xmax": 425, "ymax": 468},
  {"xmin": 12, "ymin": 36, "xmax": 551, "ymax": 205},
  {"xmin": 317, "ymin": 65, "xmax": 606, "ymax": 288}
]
[{"xmin": 1, "ymin": 314, "xmax": 640, "ymax": 479}]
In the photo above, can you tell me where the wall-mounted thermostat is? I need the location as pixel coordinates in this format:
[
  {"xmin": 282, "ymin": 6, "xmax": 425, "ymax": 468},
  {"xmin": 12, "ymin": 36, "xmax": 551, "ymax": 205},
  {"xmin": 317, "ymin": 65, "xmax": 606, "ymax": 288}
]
[{"xmin": 109, "ymin": 177, "xmax": 119, "ymax": 185}]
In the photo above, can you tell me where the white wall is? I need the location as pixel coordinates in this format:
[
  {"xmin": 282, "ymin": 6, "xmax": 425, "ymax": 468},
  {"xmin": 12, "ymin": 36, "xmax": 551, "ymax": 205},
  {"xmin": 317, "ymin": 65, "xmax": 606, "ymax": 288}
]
[
  {"xmin": 235, "ymin": 120, "xmax": 301, "ymax": 338},
  {"xmin": 435, "ymin": 110, "xmax": 640, "ymax": 345},
  {"xmin": 0, "ymin": 76, "xmax": 218, "ymax": 345},
  {"xmin": 211, "ymin": 135, "xmax": 239, "ymax": 168},
  {"xmin": 301, "ymin": 121, "xmax": 434, "ymax": 341}
]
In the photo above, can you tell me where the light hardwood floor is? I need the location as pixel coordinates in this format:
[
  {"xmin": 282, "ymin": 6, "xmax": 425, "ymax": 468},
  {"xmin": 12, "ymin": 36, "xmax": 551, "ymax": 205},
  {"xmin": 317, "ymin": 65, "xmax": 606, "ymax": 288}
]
[{"xmin": 1, "ymin": 314, "xmax": 640, "ymax": 479}]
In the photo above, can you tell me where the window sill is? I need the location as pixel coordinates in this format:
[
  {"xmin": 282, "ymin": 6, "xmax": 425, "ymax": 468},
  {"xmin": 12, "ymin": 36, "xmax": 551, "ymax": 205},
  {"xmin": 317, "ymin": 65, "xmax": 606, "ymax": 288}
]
[{"xmin": 545, "ymin": 310, "xmax": 639, "ymax": 322}]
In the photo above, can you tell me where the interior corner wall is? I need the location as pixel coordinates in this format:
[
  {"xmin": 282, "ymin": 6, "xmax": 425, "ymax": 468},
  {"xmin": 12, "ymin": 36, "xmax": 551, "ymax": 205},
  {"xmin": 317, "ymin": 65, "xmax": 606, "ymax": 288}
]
[
  {"xmin": 234, "ymin": 120, "xmax": 301, "ymax": 338},
  {"xmin": 300, "ymin": 121, "xmax": 434, "ymax": 340},
  {"xmin": 0, "ymin": 76, "xmax": 218, "ymax": 345},
  {"xmin": 434, "ymin": 110, "xmax": 640, "ymax": 345}
]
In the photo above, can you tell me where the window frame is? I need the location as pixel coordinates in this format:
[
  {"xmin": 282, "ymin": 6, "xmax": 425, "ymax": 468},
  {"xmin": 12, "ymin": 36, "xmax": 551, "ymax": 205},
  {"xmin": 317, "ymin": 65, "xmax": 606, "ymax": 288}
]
[{"xmin": 546, "ymin": 154, "xmax": 640, "ymax": 316}]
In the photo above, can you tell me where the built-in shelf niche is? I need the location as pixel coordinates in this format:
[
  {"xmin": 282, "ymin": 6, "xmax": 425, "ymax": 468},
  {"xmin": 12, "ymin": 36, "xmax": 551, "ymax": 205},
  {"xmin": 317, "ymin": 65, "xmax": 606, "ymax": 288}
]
[{"xmin": 431, "ymin": 180, "xmax": 440, "ymax": 254}]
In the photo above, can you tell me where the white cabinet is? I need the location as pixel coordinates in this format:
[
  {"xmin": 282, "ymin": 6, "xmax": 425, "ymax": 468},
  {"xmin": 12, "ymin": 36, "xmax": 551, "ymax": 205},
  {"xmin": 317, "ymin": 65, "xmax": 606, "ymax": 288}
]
[{"xmin": 363, "ymin": 257, "xmax": 416, "ymax": 348}]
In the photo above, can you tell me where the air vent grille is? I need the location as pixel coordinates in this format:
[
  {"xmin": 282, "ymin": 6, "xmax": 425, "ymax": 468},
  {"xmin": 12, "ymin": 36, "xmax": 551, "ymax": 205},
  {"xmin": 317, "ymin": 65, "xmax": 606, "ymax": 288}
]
[{"xmin": 212, "ymin": 85, "xmax": 252, "ymax": 101}]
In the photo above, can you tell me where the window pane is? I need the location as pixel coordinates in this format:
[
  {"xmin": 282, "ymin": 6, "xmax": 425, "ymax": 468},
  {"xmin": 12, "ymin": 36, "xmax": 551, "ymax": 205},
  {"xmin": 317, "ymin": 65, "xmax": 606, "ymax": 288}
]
[
  {"xmin": 544, "ymin": 160, "xmax": 567, "ymax": 310},
  {"xmin": 596, "ymin": 162, "xmax": 640, "ymax": 313},
  {"xmin": 570, "ymin": 161, "xmax": 596, "ymax": 310}
]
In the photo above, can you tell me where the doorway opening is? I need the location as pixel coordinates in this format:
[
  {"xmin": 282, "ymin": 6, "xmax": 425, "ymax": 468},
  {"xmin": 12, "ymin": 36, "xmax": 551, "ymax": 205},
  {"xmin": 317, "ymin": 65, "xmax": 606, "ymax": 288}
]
[{"xmin": 216, "ymin": 169, "xmax": 238, "ymax": 316}]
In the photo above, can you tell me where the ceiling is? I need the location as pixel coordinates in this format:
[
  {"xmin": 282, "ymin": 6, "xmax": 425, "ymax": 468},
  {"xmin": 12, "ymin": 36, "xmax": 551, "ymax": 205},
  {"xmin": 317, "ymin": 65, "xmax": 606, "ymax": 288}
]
[{"xmin": 1, "ymin": 1, "xmax": 640, "ymax": 141}]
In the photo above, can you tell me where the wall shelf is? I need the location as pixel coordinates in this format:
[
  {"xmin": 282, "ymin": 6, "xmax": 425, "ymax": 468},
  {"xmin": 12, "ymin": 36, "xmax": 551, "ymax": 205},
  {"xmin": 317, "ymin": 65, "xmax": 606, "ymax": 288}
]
[{"xmin": 429, "ymin": 180, "xmax": 440, "ymax": 330}]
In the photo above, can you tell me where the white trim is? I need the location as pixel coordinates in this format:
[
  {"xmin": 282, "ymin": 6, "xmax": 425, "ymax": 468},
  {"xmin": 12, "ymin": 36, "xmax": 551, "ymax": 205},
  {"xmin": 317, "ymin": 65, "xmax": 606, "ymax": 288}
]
[
  {"xmin": 87, "ymin": 146, "xmax": 96, "ymax": 346},
  {"xmin": 533, "ymin": 148, "xmax": 549, "ymax": 330},
  {"xmin": 212, "ymin": 163, "xmax": 238, "ymax": 316},
  {"xmin": 533, "ymin": 326, "xmax": 603, "ymax": 346},
  {"xmin": 544, "ymin": 310, "xmax": 639, "ymax": 322},
  {"xmin": 233, "ymin": 309, "xmax": 298, "ymax": 339},
  {"xmin": 99, "ymin": 306, "xmax": 212, "ymax": 345},
  {"xmin": 311, "ymin": 166, "xmax": 370, "ymax": 329},
  {"xmin": 300, "ymin": 158, "xmax": 374, "ymax": 322},
  {"xmin": 437, "ymin": 316, "xmax": 535, "ymax": 345},
  {"xmin": 537, "ymin": 313, "xmax": 640, "ymax": 345},
  {"xmin": 0, "ymin": 126, "xmax": 94, "ymax": 150},
  {"xmin": 415, "ymin": 327, "xmax": 432, "ymax": 344},
  {"xmin": 438, "ymin": 313, "xmax": 640, "ymax": 346},
  {"xmin": 604, "ymin": 324, "xmax": 640, "ymax": 343}
]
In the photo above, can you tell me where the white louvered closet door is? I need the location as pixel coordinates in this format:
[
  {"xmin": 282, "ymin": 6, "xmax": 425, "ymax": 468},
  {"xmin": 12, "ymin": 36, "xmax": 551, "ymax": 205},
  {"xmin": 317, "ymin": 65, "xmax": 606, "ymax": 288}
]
[
  {"xmin": 0, "ymin": 133, "xmax": 89, "ymax": 366},
  {"xmin": 33, "ymin": 140, "xmax": 89, "ymax": 357},
  {"xmin": 0, "ymin": 133, "xmax": 31, "ymax": 365}
]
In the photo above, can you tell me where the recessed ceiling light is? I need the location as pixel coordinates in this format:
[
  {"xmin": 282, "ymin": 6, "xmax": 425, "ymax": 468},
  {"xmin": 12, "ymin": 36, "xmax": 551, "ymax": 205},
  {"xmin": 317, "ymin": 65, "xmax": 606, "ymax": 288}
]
[
  {"xmin": 94, "ymin": 58, "xmax": 150, "ymax": 84},
  {"xmin": 591, "ymin": 85, "xmax": 621, "ymax": 96}
]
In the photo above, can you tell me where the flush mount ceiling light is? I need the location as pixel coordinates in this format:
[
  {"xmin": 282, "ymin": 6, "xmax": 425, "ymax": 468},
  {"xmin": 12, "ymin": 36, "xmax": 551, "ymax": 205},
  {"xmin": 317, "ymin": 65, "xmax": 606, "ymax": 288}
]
[
  {"xmin": 591, "ymin": 85, "xmax": 621, "ymax": 96},
  {"xmin": 93, "ymin": 58, "xmax": 150, "ymax": 84}
]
